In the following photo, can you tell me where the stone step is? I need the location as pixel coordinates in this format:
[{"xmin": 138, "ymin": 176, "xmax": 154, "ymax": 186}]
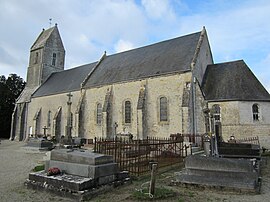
[
  {"xmin": 175, "ymin": 172, "xmax": 258, "ymax": 191},
  {"xmin": 28, "ymin": 171, "xmax": 95, "ymax": 191}
]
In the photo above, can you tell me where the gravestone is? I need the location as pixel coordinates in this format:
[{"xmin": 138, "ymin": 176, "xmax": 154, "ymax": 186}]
[
  {"xmin": 25, "ymin": 149, "xmax": 130, "ymax": 200},
  {"xmin": 174, "ymin": 155, "xmax": 261, "ymax": 192},
  {"xmin": 26, "ymin": 137, "xmax": 53, "ymax": 151}
]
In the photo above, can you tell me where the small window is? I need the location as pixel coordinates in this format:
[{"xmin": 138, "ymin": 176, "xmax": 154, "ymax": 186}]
[
  {"xmin": 96, "ymin": 103, "xmax": 102, "ymax": 124},
  {"xmin": 52, "ymin": 53, "xmax": 56, "ymax": 66},
  {"xmin": 124, "ymin": 101, "xmax": 131, "ymax": 123},
  {"xmin": 212, "ymin": 104, "xmax": 221, "ymax": 122},
  {"xmin": 34, "ymin": 52, "xmax": 39, "ymax": 64},
  {"xmin": 252, "ymin": 104, "xmax": 259, "ymax": 121},
  {"xmin": 160, "ymin": 97, "xmax": 168, "ymax": 122},
  {"xmin": 47, "ymin": 111, "xmax": 51, "ymax": 127}
]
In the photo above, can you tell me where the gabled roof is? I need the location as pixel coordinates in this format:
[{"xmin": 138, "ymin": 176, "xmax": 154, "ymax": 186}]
[
  {"xmin": 31, "ymin": 27, "xmax": 55, "ymax": 51},
  {"xmin": 83, "ymin": 31, "xmax": 201, "ymax": 88},
  {"xmin": 32, "ymin": 62, "xmax": 97, "ymax": 97},
  {"xmin": 202, "ymin": 60, "xmax": 270, "ymax": 101}
]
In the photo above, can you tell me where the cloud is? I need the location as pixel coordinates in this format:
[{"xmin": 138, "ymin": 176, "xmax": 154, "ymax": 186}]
[
  {"xmin": 0, "ymin": 0, "xmax": 269, "ymax": 92},
  {"xmin": 114, "ymin": 39, "xmax": 134, "ymax": 53},
  {"xmin": 141, "ymin": 0, "xmax": 175, "ymax": 20},
  {"xmin": 254, "ymin": 53, "xmax": 270, "ymax": 93}
]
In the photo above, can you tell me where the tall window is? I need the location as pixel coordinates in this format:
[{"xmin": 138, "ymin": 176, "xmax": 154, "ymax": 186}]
[
  {"xmin": 212, "ymin": 104, "xmax": 221, "ymax": 122},
  {"xmin": 96, "ymin": 103, "xmax": 102, "ymax": 125},
  {"xmin": 34, "ymin": 52, "xmax": 39, "ymax": 64},
  {"xmin": 252, "ymin": 104, "xmax": 259, "ymax": 121},
  {"xmin": 52, "ymin": 53, "xmax": 56, "ymax": 66},
  {"xmin": 124, "ymin": 101, "xmax": 131, "ymax": 123},
  {"xmin": 47, "ymin": 111, "xmax": 51, "ymax": 127},
  {"xmin": 160, "ymin": 97, "xmax": 168, "ymax": 122}
]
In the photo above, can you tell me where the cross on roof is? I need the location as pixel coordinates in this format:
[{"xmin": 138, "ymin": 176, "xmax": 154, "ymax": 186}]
[{"xmin": 67, "ymin": 92, "xmax": 73, "ymax": 104}]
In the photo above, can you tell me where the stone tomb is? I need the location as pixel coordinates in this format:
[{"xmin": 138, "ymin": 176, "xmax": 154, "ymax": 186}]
[
  {"xmin": 26, "ymin": 149, "xmax": 130, "ymax": 200},
  {"xmin": 26, "ymin": 137, "xmax": 53, "ymax": 151},
  {"xmin": 174, "ymin": 155, "xmax": 261, "ymax": 192}
]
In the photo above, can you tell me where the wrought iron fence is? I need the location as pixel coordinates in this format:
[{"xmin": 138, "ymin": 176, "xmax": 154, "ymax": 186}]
[
  {"xmin": 94, "ymin": 135, "xmax": 187, "ymax": 176},
  {"xmin": 171, "ymin": 133, "xmax": 204, "ymax": 148},
  {"xmin": 236, "ymin": 136, "xmax": 260, "ymax": 145}
]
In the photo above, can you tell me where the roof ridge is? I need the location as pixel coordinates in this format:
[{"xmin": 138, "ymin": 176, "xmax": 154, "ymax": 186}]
[
  {"xmin": 105, "ymin": 31, "xmax": 202, "ymax": 58},
  {"xmin": 30, "ymin": 26, "xmax": 56, "ymax": 51},
  {"xmin": 190, "ymin": 27, "xmax": 206, "ymax": 70}
]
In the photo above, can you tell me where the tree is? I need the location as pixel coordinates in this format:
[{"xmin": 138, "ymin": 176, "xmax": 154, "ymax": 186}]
[{"xmin": 0, "ymin": 74, "xmax": 26, "ymax": 139}]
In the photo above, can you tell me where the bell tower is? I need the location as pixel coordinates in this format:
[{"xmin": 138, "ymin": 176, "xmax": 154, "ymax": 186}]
[{"xmin": 26, "ymin": 24, "xmax": 65, "ymax": 87}]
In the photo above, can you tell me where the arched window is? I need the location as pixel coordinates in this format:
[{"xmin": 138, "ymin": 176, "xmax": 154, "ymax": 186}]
[
  {"xmin": 252, "ymin": 104, "xmax": 259, "ymax": 121},
  {"xmin": 52, "ymin": 53, "xmax": 56, "ymax": 66},
  {"xmin": 47, "ymin": 111, "xmax": 51, "ymax": 127},
  {"xmin": 96, "ymin": 103, "xmax": 102, "ymax": 125},
  {"xmin": 160, "ymin": 97, "xmax": 168, "ymax": 122},
  {"xmin": 124, "ymin": 101, "xmax": 131, "ymax": 123},
  {"xmin": 212, "ymin": 104, "xmax": 221, "ymax": 122},
  {"xmin": 34, "ymin": 52, "xmax": 39, "ymax": 64}
]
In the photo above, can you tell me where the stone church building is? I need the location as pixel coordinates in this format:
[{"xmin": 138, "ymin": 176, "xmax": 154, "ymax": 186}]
[{"xmin": 10, "ymin": 25, "xmax": 270, "ymax": 148}]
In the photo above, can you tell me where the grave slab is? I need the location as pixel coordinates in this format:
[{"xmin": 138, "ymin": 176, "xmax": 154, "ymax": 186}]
[
  {"xmin": 50, "ymin": 149, "xmax": 113, "ymax": 165},
  {"xmin": 45, "ymin": 160, "xmax": 118, "ymax": 178}
]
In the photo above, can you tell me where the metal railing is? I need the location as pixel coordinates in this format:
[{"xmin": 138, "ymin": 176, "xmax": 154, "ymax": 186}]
[
  {"xmin": 94, "ymin": 136, "xmax": 187, "ymax": 176},
  {"xmin": 236, "ymin": 136, "xmax": 260, "ymax": 145}
]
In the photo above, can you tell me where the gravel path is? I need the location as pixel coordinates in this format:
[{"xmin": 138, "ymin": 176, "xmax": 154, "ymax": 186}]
[
  {"xmin": 1, "ymin": 139, "xmax": 270, "ymax": 202},
  {"xmin": 0, "ymin": 139, "xmax": 73, "ymax": 202}
]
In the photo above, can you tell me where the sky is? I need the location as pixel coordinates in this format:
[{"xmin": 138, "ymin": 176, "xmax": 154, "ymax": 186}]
[{"xmin": 1, "ymin": 0, "xmax": 270, "ymax": 92}]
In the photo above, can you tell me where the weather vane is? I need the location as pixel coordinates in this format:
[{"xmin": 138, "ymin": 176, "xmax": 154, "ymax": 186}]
[{"xmin": 49, "ymin": 18, "xmax": 52, "ymax": 27}]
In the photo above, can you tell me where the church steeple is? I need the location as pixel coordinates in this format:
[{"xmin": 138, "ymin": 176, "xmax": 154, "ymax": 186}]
[{"xmin": 26, "ymin": 24, "xmax": 65, "ymax": 87}]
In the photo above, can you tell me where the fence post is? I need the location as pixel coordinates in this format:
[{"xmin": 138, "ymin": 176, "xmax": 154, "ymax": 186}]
[
  {"xmin": 94, "ymin": 137, "xmax": 97, "ymax": 152},
  {"xmin": 149, "ymin": 163, "xmax": 158, "ymax": 195}
]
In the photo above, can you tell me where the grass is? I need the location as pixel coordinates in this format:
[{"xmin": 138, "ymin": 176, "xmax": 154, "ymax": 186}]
[
  {"xmin": 132, "ymin": 186, "xmax": 176, "ymax": 200},
  {"xmin": 32, "ymin": 164, "xmax": 45, "ymax": 172}
]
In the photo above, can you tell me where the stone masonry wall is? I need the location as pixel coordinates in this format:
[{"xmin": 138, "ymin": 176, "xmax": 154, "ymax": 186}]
[{"xmin": 27, "ymin": 72, "xmax": 193, "ymax": 140}]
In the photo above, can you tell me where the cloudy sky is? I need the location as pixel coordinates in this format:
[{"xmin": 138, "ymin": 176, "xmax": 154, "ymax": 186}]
[{"xmin": 1, "ymin": 0, "xmax": 270, "ymax": 91}]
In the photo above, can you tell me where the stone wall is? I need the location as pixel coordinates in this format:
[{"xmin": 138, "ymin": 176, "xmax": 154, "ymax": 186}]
[
  {"xmin": 26, "ymin": 91, "xmax": 82, "ymax": 139},
  {"xmin": 27, "ymin": 72, "xmax": 193, "ymax": 140}
]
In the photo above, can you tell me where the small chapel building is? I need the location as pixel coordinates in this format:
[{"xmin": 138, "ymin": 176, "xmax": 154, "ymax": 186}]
[{"xmin": 10, "ymin": 25, "xmax": 270, "ymax": 148}]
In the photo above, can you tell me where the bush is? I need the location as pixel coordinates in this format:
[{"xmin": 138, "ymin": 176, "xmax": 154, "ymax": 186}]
[
  {"xmin": 133, "ymin": 187, "xmax": 176, "ymax": 200},
  {"xmin": 33, "ymin": 164, "xmax": 45, "ymax": 172}
]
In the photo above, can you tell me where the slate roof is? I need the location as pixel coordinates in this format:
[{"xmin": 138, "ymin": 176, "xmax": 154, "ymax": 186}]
[
  {"xmin": 16, "ymin": 86, "xmax": 39, "ymax": 103},
  {"xmin": 31, "ymin": 27, "xmax": 55, "ymax": 51},
  {"xmin": 202, "ymin": 60, "xmax": 270, "ymax": 101},
  {"xmin": 32, "ymin": 62, "xmax": 97, "ymax": 97},
  {"xmin": 83, "ymin": 32, "xmax": 201, "ymax": 88}
]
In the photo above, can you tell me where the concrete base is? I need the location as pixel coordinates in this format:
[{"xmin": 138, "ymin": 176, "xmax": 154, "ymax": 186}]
[
  {"xmin": 25, "ymin": 171, "xmax": 131, "ymax": 201},
  {"xmin": 28, "ymin": 171, "xmax": 94, "ymax": 191},
  {"xmin": 174, "ymin": 155, "xmax": 261, "ymax": 192}
]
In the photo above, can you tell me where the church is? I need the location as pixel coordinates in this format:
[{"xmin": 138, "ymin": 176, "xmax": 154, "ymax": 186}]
[{"xmin": 10, "ymin": 25, "xmax": 270, "ymax": 148}]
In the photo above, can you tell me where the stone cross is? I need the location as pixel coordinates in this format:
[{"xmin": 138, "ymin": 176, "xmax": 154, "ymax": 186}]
[
  {"xmin": 66, "ymin": 92, "xmax": 73, "ymax": 144},
  {"xmin": 67, "ymin": 92, "xmax": 73, "ymax": 105},
  {"xmin": 43, "ymin": 125, "xmax": 48, "ymax": 136}
]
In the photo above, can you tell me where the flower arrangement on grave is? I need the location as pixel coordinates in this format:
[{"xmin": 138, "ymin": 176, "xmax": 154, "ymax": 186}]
[{"xmin": 47, "ymin": 167, "xmax": 61, "ymax": 176}]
